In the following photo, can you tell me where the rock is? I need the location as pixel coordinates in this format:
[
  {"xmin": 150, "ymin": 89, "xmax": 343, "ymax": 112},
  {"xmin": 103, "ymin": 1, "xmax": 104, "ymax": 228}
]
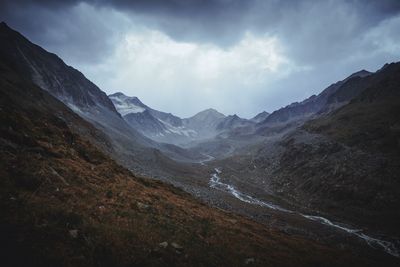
[
  {"xmin": 69, "ymin": 229, "xmax": 79, "ymax": 239},
  {"xmin": 159, "ymin": 241, "xmax": 168, "ymax": 248},
  {"xmin": 49, "ymin": 167, "xmax": 69, "ymax": 186},
  {"xmin": 137, "ymin": 202, "xmax": 150, "ymax": 210},
  {"xmin": 171, "ymin": 242, "xmax": 183, "ymax": 250},
  {"xmin": 245, "ymin": 258, "xmax": 255, "ymax": 265},
  {"xmin": 227, "ymin": 218, "xmax": 237, "ymax": 224}
]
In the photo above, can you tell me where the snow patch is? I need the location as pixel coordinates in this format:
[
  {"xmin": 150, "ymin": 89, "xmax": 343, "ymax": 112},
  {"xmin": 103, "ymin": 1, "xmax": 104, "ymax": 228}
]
[
  {"xmin": 67, "ymin": 103, "xmax": 82, "ymax": 113},
  {"xmin": 109, "ymin": 95, "xmax": 145, "ymax": 115},
  {"xmin": 158, "ymin": 119, "xmax": 197, "ymax": 137}
]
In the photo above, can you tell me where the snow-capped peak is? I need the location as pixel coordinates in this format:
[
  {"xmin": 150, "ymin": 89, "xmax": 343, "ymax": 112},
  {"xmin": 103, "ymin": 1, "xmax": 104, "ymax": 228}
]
[{"xmin": 109, "ymin": 92, "xmax": 146, "ymax": 115}]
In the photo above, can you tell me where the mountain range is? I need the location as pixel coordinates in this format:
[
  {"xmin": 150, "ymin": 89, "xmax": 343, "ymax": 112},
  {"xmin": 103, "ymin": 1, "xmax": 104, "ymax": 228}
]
[
  {"xmin": 1, "ymin": 21, "xmax": 399, "ymax": 266},
  {"xmin": 109, "ymin": 92, "xmax": 261, "ymax": 145}
]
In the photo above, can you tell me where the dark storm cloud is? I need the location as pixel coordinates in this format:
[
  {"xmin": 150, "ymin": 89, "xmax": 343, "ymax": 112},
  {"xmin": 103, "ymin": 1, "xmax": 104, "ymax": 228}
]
[
  {"xmin": 0, "ymin": 0, "xmax": 127, "ymax": 64},
  {"xmin": 103, "ymin": 0, "xmax": 400, "ymax": 45},
  {"xmin": 2, "ymin": 0, "xmax": 400, "ymax": 64}
]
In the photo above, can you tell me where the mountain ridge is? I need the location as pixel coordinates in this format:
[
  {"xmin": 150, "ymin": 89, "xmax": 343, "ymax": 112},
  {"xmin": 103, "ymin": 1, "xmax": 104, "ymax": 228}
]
[
  {"xmin": 257, "ymin": 69, "xmax": 372, "ymax": 126},
  {"xmin": 110, "ymin": 92, "xmax": 258, "ymax": 145}
]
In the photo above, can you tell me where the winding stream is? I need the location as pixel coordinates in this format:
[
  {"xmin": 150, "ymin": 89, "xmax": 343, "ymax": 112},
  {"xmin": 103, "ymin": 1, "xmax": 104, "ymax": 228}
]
[
  {"xmin": 209, "ymin": 168, "xmax": 400, "ymax": 258},
  {"xmin": 199, "ymin": 154, "xmax": 215, "ymax": 165}
]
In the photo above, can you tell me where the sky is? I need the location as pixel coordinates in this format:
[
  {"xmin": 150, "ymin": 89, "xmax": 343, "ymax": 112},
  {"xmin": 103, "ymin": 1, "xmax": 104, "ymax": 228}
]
[{"xmin": 1, "ymin": 0, "xmax": 400, "ymax": 118}]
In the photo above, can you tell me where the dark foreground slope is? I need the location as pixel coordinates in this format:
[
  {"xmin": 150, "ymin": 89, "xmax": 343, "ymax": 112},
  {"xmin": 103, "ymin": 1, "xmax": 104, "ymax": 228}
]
[{"xmin": 0, "ymin": 62, "xmax": 383, "ymax": 267}]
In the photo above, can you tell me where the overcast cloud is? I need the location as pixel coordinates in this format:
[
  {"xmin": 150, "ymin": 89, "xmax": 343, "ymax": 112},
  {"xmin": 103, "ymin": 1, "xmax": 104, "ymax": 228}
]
[{"xmin": 1, "ymin": 0, "xmax": 400, "ymax": 118}]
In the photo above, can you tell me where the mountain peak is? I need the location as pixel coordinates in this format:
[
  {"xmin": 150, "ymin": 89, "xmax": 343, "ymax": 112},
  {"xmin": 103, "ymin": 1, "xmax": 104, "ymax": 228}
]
[
  {"xmin": 0, "ymin": 21, "xmax": 23, "ymax": 40},
  {"xmin": 193, "ymin": 108, "xmax": 225, "ymax": 118},
  {"xmin": 348, "ymin": 69, "xmax": 371, "ymax": 79},
  {"xmin": 251, "ymin": 111, "xmax": 270, "ymax": 123},
  {"xmin": 109, "ymin": 92, "xmax": 147, "ymax": 116},
  {"xmin": 0, "ymin": 21, "xmax": 19, "ymax": 38},
  {"xmin": 0, "ymin": 22, "xmax": 12, "ymax": 32},
  {"xmin": 378, "ymin": 62, "xmax": 399, "ymax": 73},
  {"xmin": 0, "ymin": 22, "xmax": 119, "ymax": 113},
  {"xmin": 204, "ymin": 108, "xmax": 220, "ymax": 113},
  {"xmin": 229, "ymin": 114, "xmax": 240, "ymax": 119},
  {"xmin": 109, "ymin": 92, "xmax": 126, "ymax": 98},
  {"xmin": 109, "ymin": 92, "xmax": 141, "ymax": 102}
]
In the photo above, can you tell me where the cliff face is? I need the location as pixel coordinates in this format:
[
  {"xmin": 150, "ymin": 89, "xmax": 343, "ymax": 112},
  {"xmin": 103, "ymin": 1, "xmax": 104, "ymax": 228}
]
[{"xmin": 0, "ymin": 22, "xmax": 117, "ymax": 112}]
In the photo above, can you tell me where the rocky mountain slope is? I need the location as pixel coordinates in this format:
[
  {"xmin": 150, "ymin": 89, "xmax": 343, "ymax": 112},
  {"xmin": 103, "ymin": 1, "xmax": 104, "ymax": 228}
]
[
  {"xmin": 181, "ymin": 108, "xmax": 227, "ymax": 140},
  {"xmin": 257, "ymin": 70, "xmax": 371, "ymax": 129},
  {"xmin": 251, "ymin": 111, "xmax": 270, "ymax": 123},
  {"xmin": 216, "ymin": 114, "xmax": 255, "ymax": 132},
  {"xmin": 289, "ymin": 63, "xmax": 400, "ymax": 231},
  {"xmin": 109, "ymin": 92, "xmax": 197, "ymax": 144},
  {"xmin": 0, "ymin": 22, "xmax": 116, "ymax": 112}
]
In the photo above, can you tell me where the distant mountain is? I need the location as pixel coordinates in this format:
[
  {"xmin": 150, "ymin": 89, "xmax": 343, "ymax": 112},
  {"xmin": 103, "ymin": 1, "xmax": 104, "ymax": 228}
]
[
  {"xmin": 109, "ymin": 92, "xmax": 197, "ymax": 144},
  {"xmin": 258, "ymin": 69, "xmax": 371, "ymax": 127},
  {"xmin": 216, "ymin": 114, "xmax": 254, "ymax": 132},
  {"xmin": 110, "ymin": 93, "xmax": 251, "ymax": 145},
  {"xmin": 180, "ymin": 113, "xmax": 257, "ymax": 159},
  {"xmin": 182, "ymin": 108, "xmax": 226, "ymax": 140},
  {"xmin": 251, "ymin": 111, "xmax": 270, "ymax": 123},
  {"xmin": 124, "ymin": 110, "xmax": 167, "ymax": 136},
  {"xmin": 321, "ymin": 70, "xmax": 373, "ymax": 113},
  {"xmin": 185, "ymin": 108, "xmax": 226, "ymax": 124},
  {"xmin": 109, "ymin": 93, "xmax": 167, "ymax": 137},
  {"xmin": 108, "ymin": 92, "xmax": 147, "ymax": 115},
  {"xmin": 109, "ymin": 92, "xmax": 183, "ymax": 127}
]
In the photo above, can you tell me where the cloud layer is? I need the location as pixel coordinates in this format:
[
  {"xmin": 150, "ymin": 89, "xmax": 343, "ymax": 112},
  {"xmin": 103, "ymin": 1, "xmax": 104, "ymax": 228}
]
[{"xmin": 1, "ymin": 0, "xmax": 400, "ymax": 117}]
